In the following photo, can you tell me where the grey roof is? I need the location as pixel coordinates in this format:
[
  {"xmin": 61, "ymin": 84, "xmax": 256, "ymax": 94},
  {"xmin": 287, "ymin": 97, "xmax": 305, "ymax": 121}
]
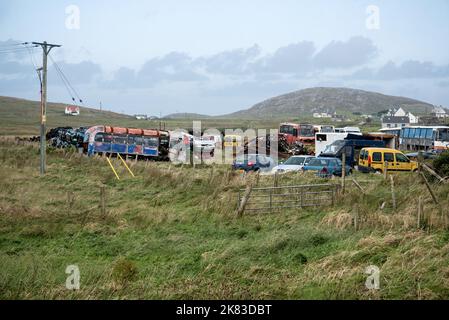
[{"xmin": 382, "ymin": 116, "xmax": 410, "ymax": 124}]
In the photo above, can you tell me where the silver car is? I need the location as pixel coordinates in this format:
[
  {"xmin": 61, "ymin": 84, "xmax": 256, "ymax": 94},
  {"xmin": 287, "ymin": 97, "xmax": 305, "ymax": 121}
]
[{"xmin": 272, "ymin": 155, "xmax": 315, "ymax": 174}]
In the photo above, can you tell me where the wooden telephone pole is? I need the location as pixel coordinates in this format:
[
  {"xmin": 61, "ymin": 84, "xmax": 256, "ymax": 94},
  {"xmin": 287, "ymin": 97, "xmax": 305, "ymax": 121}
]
[{"xmin": 32, "ymin": 41, "xmax": 61, "ymax": 175}]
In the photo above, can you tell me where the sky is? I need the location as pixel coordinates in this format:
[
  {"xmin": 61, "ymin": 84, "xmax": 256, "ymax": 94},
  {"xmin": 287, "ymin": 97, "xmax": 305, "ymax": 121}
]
[{"xmin": 0, "ymin": 0, "xmax": 449, "ymax": 116}]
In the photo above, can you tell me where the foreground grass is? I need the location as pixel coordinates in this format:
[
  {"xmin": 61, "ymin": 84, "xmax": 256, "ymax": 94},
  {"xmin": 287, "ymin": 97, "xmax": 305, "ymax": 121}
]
[{"xmin": 0, "ymin": 141, "xmax": 449, "ymax": 299}]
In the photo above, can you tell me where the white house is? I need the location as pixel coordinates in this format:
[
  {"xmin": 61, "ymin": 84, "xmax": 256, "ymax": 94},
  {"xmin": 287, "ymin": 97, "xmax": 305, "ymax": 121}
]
[
  {"xmin": 432, "ymin": 106, "xmax": 449, "ymax": 118},
  {"xmin": 313, "ymin": 112, "xmax": 332, "ymax": 118},
  {"xmin": 65, "ymin": 106, "xmax": 80, "ymax": 116},
  {"xmin": 387, "ymin": 107, "xmax": 419, "ymax": 124}
]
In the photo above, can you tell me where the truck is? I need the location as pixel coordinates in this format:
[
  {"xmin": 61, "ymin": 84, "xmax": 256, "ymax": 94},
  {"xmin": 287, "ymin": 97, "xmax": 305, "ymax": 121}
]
[{"xmin": 319, "ymin": 133, "xmax": 396, "ymax": 167}]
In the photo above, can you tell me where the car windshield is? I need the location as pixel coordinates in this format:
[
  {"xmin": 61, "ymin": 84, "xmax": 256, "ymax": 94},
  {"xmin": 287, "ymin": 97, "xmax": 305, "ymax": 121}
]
[
  {"xmin": 284, "ymin": 157, "xmax": 305, "ymax": 165},
  {"xmin": 323, "ymin": 140, "xmax": 345, "ymax": 154},
  {"xmin": 308, "ymin": 158, "xmax": 330, "ymax": 166}
]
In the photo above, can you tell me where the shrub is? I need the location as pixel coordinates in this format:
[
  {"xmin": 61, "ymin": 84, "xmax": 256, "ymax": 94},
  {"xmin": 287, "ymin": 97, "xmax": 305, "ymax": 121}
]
[
  {"xmin": 433, "ymin": 151, "xmax": 449, "ymax": 177},
  {"xmin": 112, "ymin": 259, "xmax": 138, "ymax": 283}
]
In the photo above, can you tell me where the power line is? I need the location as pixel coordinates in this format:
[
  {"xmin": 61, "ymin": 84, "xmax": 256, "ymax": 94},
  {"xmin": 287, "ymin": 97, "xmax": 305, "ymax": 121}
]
[
  {"xmin": 48, "ymin": 53, "xmax": 84, "ymax": 105},
  {"xmin": 49, "ymin": 55, "xmax": 77, "ymax": 104},
  {"xmin": 0, "ymin": 47, "xmax": 38, "ymax": 54}
]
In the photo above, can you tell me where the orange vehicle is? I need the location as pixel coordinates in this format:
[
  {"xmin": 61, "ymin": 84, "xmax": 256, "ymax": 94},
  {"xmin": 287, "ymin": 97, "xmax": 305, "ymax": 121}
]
[{"xmin": 279, "ymin": 123, "xmax": 316, "ymax": 145}]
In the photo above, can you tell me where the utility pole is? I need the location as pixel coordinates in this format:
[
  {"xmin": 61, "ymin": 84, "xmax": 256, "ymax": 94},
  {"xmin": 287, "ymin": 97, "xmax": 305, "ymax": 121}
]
[{"xmin": 32, "ymin": 41, "xmax": 61, "ymax": 175}]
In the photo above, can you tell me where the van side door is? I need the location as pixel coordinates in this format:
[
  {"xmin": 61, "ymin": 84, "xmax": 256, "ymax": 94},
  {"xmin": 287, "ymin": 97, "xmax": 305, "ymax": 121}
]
[
  {"xmin": 395, "ymin": 152, "xmax": 412, "ymax": 171},
  {"xmin": 384, "ymin": 152, "xmax": 397, "ymax": 171}
]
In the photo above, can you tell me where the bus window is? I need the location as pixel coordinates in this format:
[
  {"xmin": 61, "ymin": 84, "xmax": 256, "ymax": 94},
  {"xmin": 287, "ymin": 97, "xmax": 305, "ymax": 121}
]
[
  {"xmin": 438, "ymin": 129, "xmax": 449, "ymax": 142},
  {"xmin": 113, "ymin": 134, "xmax": 127, "ymax": 144},
  {"xmin": 409, "ymin": 128, "xmax": 416, "ymax": 138},
  {"xmin": 280, "ymin": 125, "xmax": 295, "ymax": 135},
  {"xmin": 425, "ymin": 129, "xmax": 433, "ymax": 139},
  {"xmin": 103, "ymin": 134, "xmax": 113, "ymax": 143},
  {"xmin": 94, "ymin": 133, "xmax": 104, "ymax": 142},
  {"xmin": 135, "ymin": 136, "xmax": 143, "ymax": 145},
  {"xmin": 128, "ymin": 135, "xmax": 136, "ymax": 144},
  {"xmin": 144, "ymin": 137, "xmax": 158, "ymax": 147},
  {"xmin": 403, "ymin": 128, "xmax": 410, "ymax": 138},
  {"xmin": 420, "ymin": 128, "xmax": 427, "ymax": 139},
  {"xmin": 300, "ymin": 126, "xmax": 314, "ymax": 137}
]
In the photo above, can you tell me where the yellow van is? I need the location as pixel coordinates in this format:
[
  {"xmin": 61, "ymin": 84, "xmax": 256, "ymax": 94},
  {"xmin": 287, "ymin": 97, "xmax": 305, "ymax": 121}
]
[
  {"xmin": 224, "ymin": 135, "xmax": 243, "ymax": 148},
  {"xmin": 359, "ymin": 148, "xmax": 418, "ymax": 173}
]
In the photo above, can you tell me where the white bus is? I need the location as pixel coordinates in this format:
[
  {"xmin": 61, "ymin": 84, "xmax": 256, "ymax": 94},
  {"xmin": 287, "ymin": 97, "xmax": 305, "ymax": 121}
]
[{"xmin": 400, "ymin": 126, "xmax": 449, "ymax": 151}]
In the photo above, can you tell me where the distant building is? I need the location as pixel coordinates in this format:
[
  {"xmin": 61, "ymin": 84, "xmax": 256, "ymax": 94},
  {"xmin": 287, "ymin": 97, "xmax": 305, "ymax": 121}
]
[
  {"xmin": 385, "ymin": 107, "xmax": 418, "ymax": 124},
  {"xmin": 331, "ymin": 114, "xmax": 346, "ymax": 122},
  {"xmin": 65, "ymin": 106, "xmax": 80, "ymax": 116},
  {"xmin": 135, "ymin": 114, "xmax": 148, "ymax": 120},
  {"xmin": 432, "ymin": 106, "xmax": 449, "ymax": 119},
  {"xmin": 381, "ymin": 116, "xmax": 410, "ymax": 129},
  {"xmin": 313, "ymin": 112, "xmax": 333, "ymax": 118}
]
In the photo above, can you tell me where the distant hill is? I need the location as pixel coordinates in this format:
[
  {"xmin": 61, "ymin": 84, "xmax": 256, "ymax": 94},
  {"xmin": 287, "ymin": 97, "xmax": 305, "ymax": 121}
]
[
  {"xmin": 0, "ymin": 96, "xmax": 134, "ymax": 135},
  {"xmin": 224, "ymin": 87, "xmax": 435, "ymax": 119},
  {"xmin": 163, "ymin": 113, "xmax": 211, "ymax": 120}
]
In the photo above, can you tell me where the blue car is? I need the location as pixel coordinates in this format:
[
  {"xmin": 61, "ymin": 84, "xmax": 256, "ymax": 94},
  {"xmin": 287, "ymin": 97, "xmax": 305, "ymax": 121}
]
[
  {"xmin": 232, "ymin": 154, "xmax": 275, "ymax": 172},
  {"xmin": 302, "ymin": 157, "xmax": 352, "ymax": 177}
]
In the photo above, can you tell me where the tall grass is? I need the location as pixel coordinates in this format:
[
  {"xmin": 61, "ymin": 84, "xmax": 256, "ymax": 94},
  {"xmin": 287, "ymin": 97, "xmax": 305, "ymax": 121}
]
[{"xmin": 1, "ymin": 139, "xmax": 449, "ymax": 299}]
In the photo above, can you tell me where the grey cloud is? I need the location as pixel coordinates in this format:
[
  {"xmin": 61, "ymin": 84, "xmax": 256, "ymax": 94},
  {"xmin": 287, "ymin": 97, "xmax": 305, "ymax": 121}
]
[
  {"xmin": 349, "ymin": 60, "xmax": 449, "ymax": 80},
  {"xmin": 0, "ymin": 60, "xmax": 34, "ymax": 75},
  {"xmin": 313, "ymin": 36, "xmax": 378, "ymax": 69},
  {"xmin": 138, "ymin": 51, "xmax": 207, "ymax": 83},
  {"xmin": 254, "ymin": 41, "xmax": 315, "ymax": 74},
  {"xmin": 194, "ymin": 44, "xmax": 261, "ymax": 74},
  {"xmin": 49, "ymin": 60, "xmax": 102, "ymax": 85}
]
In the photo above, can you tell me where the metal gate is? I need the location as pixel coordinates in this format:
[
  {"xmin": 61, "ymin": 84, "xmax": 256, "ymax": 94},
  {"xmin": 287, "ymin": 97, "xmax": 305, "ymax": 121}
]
[{"xmin": 238, "ymin": 183, "xmax": 340, "ymax": 213}]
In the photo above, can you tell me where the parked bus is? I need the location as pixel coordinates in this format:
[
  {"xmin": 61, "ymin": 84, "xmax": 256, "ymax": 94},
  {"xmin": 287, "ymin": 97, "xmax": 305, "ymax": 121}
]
[
  {"xmin": 84, "ymin": 125, "xmax": 170, "ymax": 160},
  {"xmin": 280, "ymin": 123, "xmax": 316, "ymax": 145},
  {"xmin": 400, "ymin": 126, "xmax": 449, "ymax": 151},
  {"xmin": 314, "ymin": 125, "xmax": 335, "ymax": 133}
]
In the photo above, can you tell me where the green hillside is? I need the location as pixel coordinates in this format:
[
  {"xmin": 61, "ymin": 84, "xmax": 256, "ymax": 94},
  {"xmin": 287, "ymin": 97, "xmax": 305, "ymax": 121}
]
[
  {"xmin": 0, "ymin": 96, "xmax": 135, "ymax": 135},
  {"xmin": 225, "ymin": 87, "xmax": 435, "ymax": 119}
]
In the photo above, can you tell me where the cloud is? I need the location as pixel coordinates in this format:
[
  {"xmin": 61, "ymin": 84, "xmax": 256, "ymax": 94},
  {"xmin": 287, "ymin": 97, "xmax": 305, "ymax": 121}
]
[
  {"xmin": 2, "ymin": 36, "xmax": 449, "ymax": 113},
  {"xmin": 195, "ymin": 44, "xmax": 261, "ymax": 75},
  {"xmin": 137, "ymin": 52, "xmax": 207, "ymax": 83},
  {"xmin": 254, "ymin": 41, "xmax": 316, "ymax": 75},
  {"xmin": 349, "ymin": 60, "xmax": 449, "ymax": 80},
  {"xmin": 313, "ymin": 36, "xmax": 378, "ymax": 69},
  {"xmin": 49, "ymin": 60, "xmax": 102, "ymax": 85}
]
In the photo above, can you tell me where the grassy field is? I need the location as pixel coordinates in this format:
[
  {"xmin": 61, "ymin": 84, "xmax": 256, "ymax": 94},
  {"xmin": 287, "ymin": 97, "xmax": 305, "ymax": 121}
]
[
  {"xmin": 0, "ymin": 96, "xmax": 379, "ymax": 136},
  {"xmin": 1, "ymin": 139, "xmax": 449, "ymax": 299}
]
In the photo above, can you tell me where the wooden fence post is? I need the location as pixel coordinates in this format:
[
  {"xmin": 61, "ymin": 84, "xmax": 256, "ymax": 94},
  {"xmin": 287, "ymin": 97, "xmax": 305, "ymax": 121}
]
[
  {"xmin": 384, "ymin": 161, "xmax": 388, "ymax": 180},
  {"xmin": 341, "ymin": 152, "xmax": 346, "ymax": 194},
  {"xmin": 100, "ymin": 185, "xmax": 106, "ymax": 217},
  {"xmin": 274, "ymin": 171, "xmax": 279, "ymax": 188},
  {"xmin": 420, "ymin": 172, "xmax": 439, "ymax": 204},
  {"xmin": 390, "ymin": 175, "xmax": 396, "ymax": 211},
  {"xmin": 237, "ymin": 183, "xmax": 253, "ymax": 217},
  {"xmin": 417, "ymin": 196, "xmax": 423, "ymax": 229},
  {"xmin": 67, "ymin": 191, "xmax": 74, "ymax": 209}
]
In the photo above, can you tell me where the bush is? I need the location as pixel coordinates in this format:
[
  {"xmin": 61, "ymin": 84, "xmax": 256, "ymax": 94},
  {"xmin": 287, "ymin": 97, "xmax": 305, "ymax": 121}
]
[
  {"xmin": 112, "ymin": 259, "xmax": 138, "ymax": 283},
  {"xmin": 433, "ymin": 151, "xmax": 449, "ymax": 177}
]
